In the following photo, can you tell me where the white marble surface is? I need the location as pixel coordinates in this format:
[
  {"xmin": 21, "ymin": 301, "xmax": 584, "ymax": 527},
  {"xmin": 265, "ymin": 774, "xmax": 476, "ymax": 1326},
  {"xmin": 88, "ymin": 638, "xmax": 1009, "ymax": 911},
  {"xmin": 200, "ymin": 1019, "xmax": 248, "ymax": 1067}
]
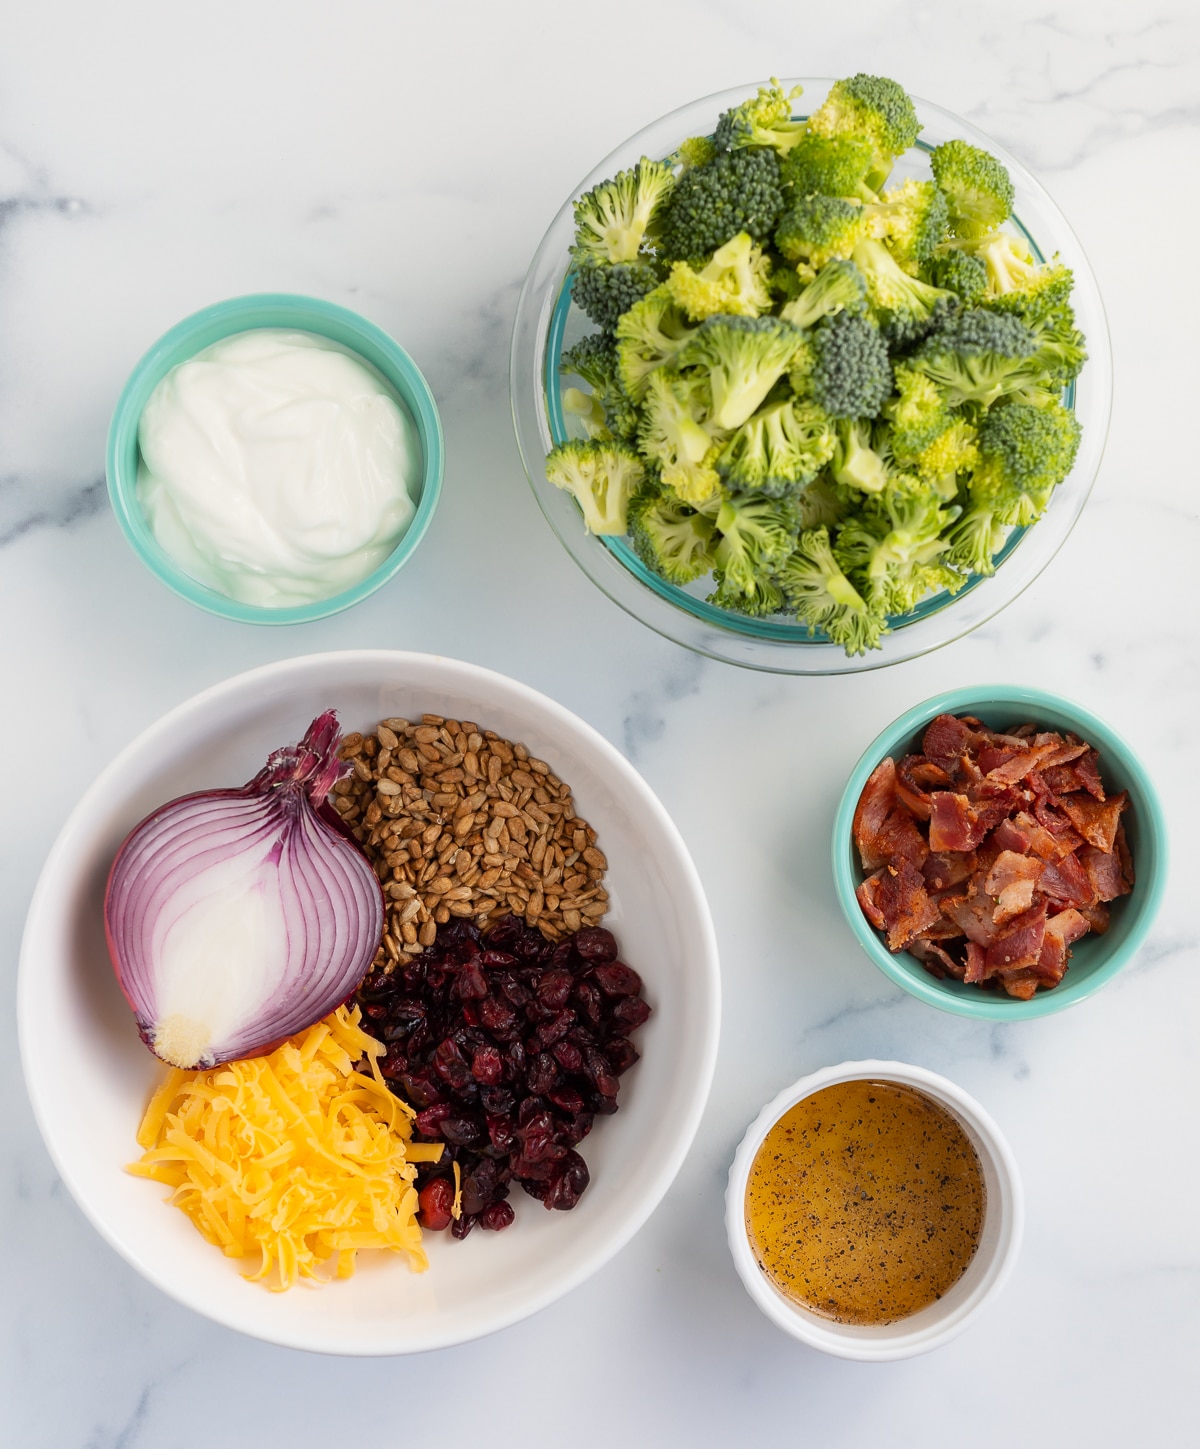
[{"xmin": 3, "ymin": 1, "xmax": 1197, "ymax": 1442}]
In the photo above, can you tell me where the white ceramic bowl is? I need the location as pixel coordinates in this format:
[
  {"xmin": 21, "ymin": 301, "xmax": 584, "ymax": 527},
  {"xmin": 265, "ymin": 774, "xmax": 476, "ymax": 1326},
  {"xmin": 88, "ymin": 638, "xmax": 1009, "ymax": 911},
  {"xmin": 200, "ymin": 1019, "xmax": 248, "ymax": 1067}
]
[
  {"xmin": 18, "ymin": 651, "xmax": 720, "ymax": 1354},
  {"xmin": 726, "ymin": 1060, "xmax": 1022, "ymax": 1360}
]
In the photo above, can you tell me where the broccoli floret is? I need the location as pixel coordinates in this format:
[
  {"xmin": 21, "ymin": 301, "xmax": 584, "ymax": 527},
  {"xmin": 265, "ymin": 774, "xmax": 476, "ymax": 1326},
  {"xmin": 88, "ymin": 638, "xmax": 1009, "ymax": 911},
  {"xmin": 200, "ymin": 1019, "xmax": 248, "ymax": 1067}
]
[
  {"xmin": 911, "ymin": 417, "xmax": 980, "ymax": 496},
  {"xmin": 837, "ymin": 480, "xmax": 963, "ymax": 614},
  {"xmin": 808, "ymin": 311, "xmax": 893, "ymax": 420},
  {"xmin": 831, "ymin": 418, "xmax": 889, "ymax": 493},
  {"xmin": 627, "ymin": 481, "xmax": 717, "ymax": 585},
  {"xmin": 671, "ymin": 135, "xmax": 718, "ymax": 171},
  {"xmin": 927, "ymin": 249, "xmax": 988, "ymax": 304},
  {"xmin": 908, "ymin": 306, "xmax": 1037, "ymax": 407},
  {"xmin": 929, "ymin": 140, "xmax": 1014, "ymax": 239},
  {"xmin": 708, "ymin": 490, "xmax": 798, "ymax": 609},
  {"xmin": 807, "ymin": 74, "xmax": 921, "ymax": 190},
  {"xmin": 657, "ymin": 146, "xmax": 786, "ymax": 262},
  {"xmin": 775, "ymin": 195, "xmax": 867, "ymax": 268},
  {"xmin": 638, "ymin": 370, "xmax": 722, "ymax": 474},
  {"xmin": 967, "ymin": 231, "xmax": 1075, "ymax": 323},
  {"xmin": 862, "ymin": 179, "xmax": 950, "ymax": 267},
  {"xmin": 678, "ymin": 315, "xmax": 805, "ymax": 429},
  {"xmin": 853, "ymin": 237, "xmax": 957, "ymax": 347},
  {"xmin": 1024, "ymin": 305, "xmax": 1087, "ymax": 389},
  {"xmin": 885, "ymin": 364, "xmax": 955, "ymax": 460},
  {"xmin": 717, "ymin": 398, "xmax": 835, "ymax": 495},
  {"xmin": 775, "ymin": 526, "xmax": 885, "ymax": 654},
  {"xmin": 970, "ymin": 399, "xmax": 1081, "ymax": 525},
  {"xmin": 560, "ymin": 333, "xmax": 641, "ymax": 442},
  {"xmin": 945, "ymin": 502, "xmax": 1010, "ymax": 577},
  {"xmin": 544, "ymin": 439, "xmax": 645, "ymax": 535},
  {"xmin": 571, "ymin": 158, "xmax": 675, "ymax": 265},
  {"xmin": 714, "ymin": 79, "xmax": 807, "ymax": 154},
  {"xmin": 779, "ymin": 132, "xmax": 877, "ymax": 201},
  {"xmin": 614, "ymin": 285, "xmax": 702, "ymax": 399},
  {"xmin": 780, "ymin": 259, "xmax": 869, "ymax": 329},
  {"xmin": 708, "ymin": 571, "xmax": 786, "ymax": 617},
  {"xmin": 665, "ymin": 232, "xmax": 773, "ymax": 320},
  {"xmin": 562, "ymin": 386, "xmax": 610, "ymax": 439},
  {"xmin": 796, "ymin": 473, "xmax": 851, "ymax": 529},
  {"xmin": 570, "ymin": 258, "xmax": 661, "ymax": 333}
]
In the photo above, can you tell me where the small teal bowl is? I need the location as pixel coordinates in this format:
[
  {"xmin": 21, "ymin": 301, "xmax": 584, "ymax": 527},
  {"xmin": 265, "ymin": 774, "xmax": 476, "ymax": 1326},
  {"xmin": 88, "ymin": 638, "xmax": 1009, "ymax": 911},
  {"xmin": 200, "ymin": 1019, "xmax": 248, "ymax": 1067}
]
[
  {"xmin": 832, "ymin": 685, "xmax": 1167, "ymax": 1020},
  {"xmin": 106, "ymin": 293, "xmax": 444, "ymax": 625}
]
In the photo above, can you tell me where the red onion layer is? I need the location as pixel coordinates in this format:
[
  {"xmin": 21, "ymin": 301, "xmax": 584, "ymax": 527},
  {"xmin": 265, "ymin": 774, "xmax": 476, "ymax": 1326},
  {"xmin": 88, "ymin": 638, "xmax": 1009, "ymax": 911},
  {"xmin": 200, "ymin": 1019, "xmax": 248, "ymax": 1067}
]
[{"xmin": 105, "ymin": 711, "xmax": 384, "ymax": 1069}]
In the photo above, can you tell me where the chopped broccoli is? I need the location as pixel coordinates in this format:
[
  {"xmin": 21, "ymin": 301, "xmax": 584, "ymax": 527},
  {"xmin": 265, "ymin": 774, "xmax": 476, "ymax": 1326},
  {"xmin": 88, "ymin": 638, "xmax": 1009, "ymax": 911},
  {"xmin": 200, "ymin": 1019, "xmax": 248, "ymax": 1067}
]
[
  {"xmin": 671, "ymin": 135, "xmax": 718, "ymax": 171},
  {"xmin": 657, "ymin": 146, "xmax": 786, "ymax": 262},
  {"xmin": 544, "ymin": 439, "xmax": 645, "ymax": 534},
  {"xmin": 885, "ymin": 364, "xmax": 955, "ymax": 460},
  {"xmin": 927, "ymin": 248, "xmax": 988, "ymax": 304},
  {"xmin": 911, "ymin": 417, "xmax": 980, "ymax": 496},
  {"xmin": 708, "ymin": 490, "xmax": 798, "ymax": 608},
  {"xmin": 627, "ymin": 481, "xmax": 718, "ymax": 584},
  {"xmin": 796, "ymin": 473, "xmax": 851, "ymax": 529},
  {"xmin": 614, "ymin": 285, "xmax": 702, "ymax": 399},
  {"xmin": 908, "ymin": 306, "xmax": 1037, "ymax": 407},
  {"xmin": 831, "ymin": 417, "xmax": 889, "ymax": 493},
  {"xmin": 945, "ymin": 502, "xmax": 1010, "ymax": 577},
  {"xmin": 779, "ymin": 132, "xmax": 877, "ymax": 201},
  {"xmin": 837, "ymin": 481, "xmax": 962, "ymax": 614},
  {"xmin": 665, "ymin": 232, "xmax": 773, "ymax": 320},
  {"xmin": 968, "ymin": 231, "xmax": 1074, "ymax": 323},
  {"xmin": 708, "ymin": 571, "xmax": 786, "ymax": 617},
  {"xmin": 775, "ymin": 195, "xmax": 867, "ymax": 268},
  {"xmin": 862, "ymin": 179, "xmax": 950, "ymax": 267},
  {"xmin": 560, "ymin": 333, "xmax": 640, "ymax": 442},
  {"xmin": 929, "ymin": 140, "xmax": 1014, "ymax": 239},
  {"xmin": 714, "ymin": 79, "xmax": 807, "ymax": 154},
  {"xmin": 780, "ymin": 258, "xmax": 869, "ymax": 329},
  {"xmin": 678, "ymin": 314, "xmax": 805, "ymax": 429},
  {"xmin": 1024, "ymin": 305, "xmax": 1087, "ymax": 389},
  {"xmin": 638, "ymin": 369, "xmax": 722, "ymax": 474},
  {"xmin": 571, "ymin": 258, "xmax": 661, "ymax": 333},
  {"xmin": 571, "ymin": 158, "xmax": 675, "ymax": 265},
  {"xmin": 717, "ymin": 397, "xmax": 835, "ymax": 495},
  {"xmin": 775, "ymin": 526, "xmax": 885, "ymax": 654},
  {"xmin": 808, "ymin": 311, "xmax": 893, "ymax": 420},
  {"xmin": 970, "ymin": 399, "xmax": 1081, "ymax": 525},
  {"xmin": 807, "ymin": 74, "xmax": 921, "ymax": 190},
  {"xmin": 853, "ymin": 237, "xmax": 957, "ymax": 347},
  {"xmin": 562, "ymin": 386, "xmax": 609, "ymax": 439}
]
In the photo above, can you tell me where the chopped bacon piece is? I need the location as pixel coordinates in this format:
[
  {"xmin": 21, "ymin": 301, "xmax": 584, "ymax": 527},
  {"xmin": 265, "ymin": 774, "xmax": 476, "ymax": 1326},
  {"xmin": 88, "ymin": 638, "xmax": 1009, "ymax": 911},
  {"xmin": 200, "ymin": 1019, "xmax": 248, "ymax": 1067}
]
[
  {"xmin": 922, "ymin": 714, "xmax": 979, "ymax": 777},
  {"xmin": 1077, "ymin": 844, "xmax": 1131, "ymax": 903},
  {"xmin": 853, "ymin": 758, "xmax": 897, "ymax": 870},
  {"xmin": 1115, "ymin": 821, "xmax": 1135, "ymax": 891},
  {"xmin": 909, "ymin": 939, "xmax": 967, "ymax": 981},
  {"xmin": 1038, "ymin": 851, "xmax": 1095, "ymax": 909},
  {"xmin": 984, "ymin": 902, "xmax": 1047, "ymax": 975},
  {"xmin": 856, "ymin": 871, "xmax": 887, "ymax": 930},
  {"xmin": 1037, "ymin": 737, "xmax": 1089, "ymax": 770},
  {"xmin": 874, "ymin": 807, "xmax": 929, "ymax": 870},
  {"xmin": 1012, "ymin": 810, "xmax": 1081, "ymax": 862},
  {"xmin": 1079, "ymin": 901, "xmax": 1111, "ymax": 934},
  {"xmin": 1034, "ymin": 908, "xmax": 1091, "ymax": 985},
  {"xmin": 894, "ymin": 755, "xmax": 952, "ymax": 819},
  {"xmin": 983, "ymin": 742, "xmax": 1061, "ymax": 786},
  {"xmin": 1075, "ymin": 749, "xmax": 1105, "ymax": 800},
  {"xmin": 1059, "ymin": 791, "xmax": 1128, "ymax": 853},
  {"xmin": 875, "ymin": 858, "xmax": 942, "ymax": 951},
  {"xmin": 963, "ymin": 941, "xmax": 988, "ymax": 984},
  {"xmin": 923, "ymin": 850, "xmax": 977, "ymax": 892},
  {"xmin": 984, "ymin": 849, "xmax": 1045, "ymax": 925},
  {"xmin": 940, "ymin": 891, "xmax": 1000, "ymax": 947},
  {"xmin": 998, "ymin": 970, "xmax": 1040, "ymax": 1001},
  {"xmin": 928, "ymin": 788, "xmax": 1021, "ymax": 852},
  {"xmin": 989, "ymin": 818, "xmax": 1031, "ymax": 856}
]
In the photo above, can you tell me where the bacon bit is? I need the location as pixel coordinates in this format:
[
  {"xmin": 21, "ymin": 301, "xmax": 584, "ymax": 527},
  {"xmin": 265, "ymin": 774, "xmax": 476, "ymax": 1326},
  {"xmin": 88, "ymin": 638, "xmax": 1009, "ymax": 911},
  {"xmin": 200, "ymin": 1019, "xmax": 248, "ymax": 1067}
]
[
  {"xmin": 1059, "ymin": 791, "xmax": 1128, "ymax": 853},
  {"xmin": 851, "ymin": 711, "xmax": 1133, "ymax": 998}
]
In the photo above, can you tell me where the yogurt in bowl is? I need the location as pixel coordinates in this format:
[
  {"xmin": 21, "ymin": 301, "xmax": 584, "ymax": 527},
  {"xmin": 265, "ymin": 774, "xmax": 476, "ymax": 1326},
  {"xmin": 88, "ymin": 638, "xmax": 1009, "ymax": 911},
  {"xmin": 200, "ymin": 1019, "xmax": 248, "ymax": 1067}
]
[{"xmin": 107, "ymin": 294, "xmax": 443, "ymax": 625}]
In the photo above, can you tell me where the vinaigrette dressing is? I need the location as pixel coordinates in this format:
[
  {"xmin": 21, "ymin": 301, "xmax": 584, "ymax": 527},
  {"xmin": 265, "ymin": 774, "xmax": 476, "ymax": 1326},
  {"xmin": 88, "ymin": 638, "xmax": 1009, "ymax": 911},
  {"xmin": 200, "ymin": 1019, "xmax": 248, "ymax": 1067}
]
[{"xmin": 745, "ymin": 1080, "xmax": 985, "ymax": 1325}]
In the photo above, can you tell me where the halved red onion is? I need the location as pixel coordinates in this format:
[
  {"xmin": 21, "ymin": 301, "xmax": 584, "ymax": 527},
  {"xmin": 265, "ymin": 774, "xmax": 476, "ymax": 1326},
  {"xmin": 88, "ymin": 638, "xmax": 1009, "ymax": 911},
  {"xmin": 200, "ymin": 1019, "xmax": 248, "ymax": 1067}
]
[{"xmin": 105, "ymin": 711, "xmax": 384, "ymax": 1069}]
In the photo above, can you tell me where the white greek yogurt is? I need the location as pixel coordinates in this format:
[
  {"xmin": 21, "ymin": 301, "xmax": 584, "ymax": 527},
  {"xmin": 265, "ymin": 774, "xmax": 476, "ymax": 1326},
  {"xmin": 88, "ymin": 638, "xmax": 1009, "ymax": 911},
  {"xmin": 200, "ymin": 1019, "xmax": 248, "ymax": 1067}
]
[{"xmin": 137, "ymin": 329, "xmax": 419, "ymax": 607}]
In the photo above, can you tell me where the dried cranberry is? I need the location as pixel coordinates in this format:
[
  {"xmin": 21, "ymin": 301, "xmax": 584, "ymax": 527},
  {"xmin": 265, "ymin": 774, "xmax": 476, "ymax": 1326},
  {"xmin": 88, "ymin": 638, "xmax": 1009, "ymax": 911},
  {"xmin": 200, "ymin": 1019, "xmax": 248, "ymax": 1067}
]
[
  {"xmin": 542, "ymin": 1151, "xmax": 590, "ymax": 1210},
  {"xmin": 564, "ymin": 1110, "xmax": 594, "ymax": 1146},
  {"xmin": 552, "ymin": 1039, "xmax": 583, "ymax": 1074},
  {"xmin": 574, "ymin": 927, "xmax": 618, "ymax": 964},
  {"xmin": 572, "ymin": 979, "xmax": 603, "ymax": 1026},
  {"xmin": 592, "ymin": 962, "xmax": 643, "ymax": 996},
  {"xmin": 534, "ymin": 1009, "xmax": 575, "ymax": 1050},
  {"xmin": 379, "ymin": 1052, "xmax": 408, "ymax": 1079},
  {"xmin": 418, "ymin": 1178, "xmax": 454, "ymax": 1231},
  {"xmin": 606, "ymin": 1038, "xmax": 640, "ymax": 1074},
  {"xmin": 441, "ymin": 1116, "xmax": 482, "ymax": 1147},
  {"xmin": 611, "ymin": 995, "xmax": 652, "ymax": 1034},
  {"xmin": 584, "ymin": 1048, "xmax": 619, "ymax": 1099},
  {"xmin": 479, "ymin": 1086, "xmax": 514, "ymax": 1116},
  {"xmin": 397, "ymin": 1072, "xmax": 441, "ymax": 1109},
  {"xmin": 548, "ymin": 1084, "xmax": 584, "ymax": 1114},
  {"xmin": 450, "ymin": 1213, "xmax": 476, "ymax": 1239},
  {"xmin": 526, "ymin": 1052, "xmax": 558, "ymax": 1096},
  {"xmin": 487, "ymin": 1115, "xmax": 516, "ymax": 1153},
  {"xmin": 415, "ymin": 1104, "xmax": 452, "ymax": 1137},
  {"xmin": 536, "ymin": 970, "xmax": 574, "ymax": 1009},
  {"xmin": 433, "ymin": 1038, "xmax": 472, "ymax": 1090},
  {"xmin": 453, "ymin": 960, "xmax": 488, "ymax": 1000},
  {"xmin": 481, "ymin": 1201, "xmax": 515, "ymax": 1231},
  {"xmin": 471, "ymin": 1045, "xmax": 504, "ymax": 1085},
  {"xmin": 478, "ymin": 996, "xmax": 518, "ymax": 1036}
]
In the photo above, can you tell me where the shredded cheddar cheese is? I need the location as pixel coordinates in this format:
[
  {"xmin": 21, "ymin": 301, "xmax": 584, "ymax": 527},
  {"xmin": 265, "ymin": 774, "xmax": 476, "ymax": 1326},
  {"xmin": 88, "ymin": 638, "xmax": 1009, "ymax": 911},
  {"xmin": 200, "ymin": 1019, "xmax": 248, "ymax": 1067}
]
[{"xmin": 128, "ymin": 1004, "xmax": 442, "ymax": 1290}]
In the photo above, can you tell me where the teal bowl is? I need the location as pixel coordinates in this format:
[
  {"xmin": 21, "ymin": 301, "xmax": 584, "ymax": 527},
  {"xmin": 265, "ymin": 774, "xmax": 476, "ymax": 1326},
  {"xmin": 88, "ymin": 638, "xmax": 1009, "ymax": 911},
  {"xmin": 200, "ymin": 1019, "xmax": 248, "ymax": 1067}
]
[
  {"xmin": 106, "ymin": 294, "xmax": 444, "ymax": 625},
  {"xmin": 832, "ymin": 685, "xmax": 1167, "ymax": 1020}
]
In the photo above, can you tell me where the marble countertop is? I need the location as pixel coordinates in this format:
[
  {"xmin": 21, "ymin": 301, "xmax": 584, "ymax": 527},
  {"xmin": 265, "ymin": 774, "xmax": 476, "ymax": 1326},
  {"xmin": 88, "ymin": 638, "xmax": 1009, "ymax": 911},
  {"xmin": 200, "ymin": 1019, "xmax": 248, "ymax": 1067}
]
[{"xmin": 3, "ymin": 2, "xmax": 1197, "ymax": 1443}]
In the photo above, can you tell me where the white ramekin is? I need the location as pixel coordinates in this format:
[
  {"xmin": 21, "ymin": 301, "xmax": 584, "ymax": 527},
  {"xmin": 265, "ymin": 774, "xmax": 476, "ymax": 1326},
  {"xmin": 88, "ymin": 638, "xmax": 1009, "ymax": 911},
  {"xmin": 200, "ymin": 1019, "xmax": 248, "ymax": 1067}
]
[{"xmin": 725, "ymin": 1060, "xmax": 1023, "ymax": 1360}]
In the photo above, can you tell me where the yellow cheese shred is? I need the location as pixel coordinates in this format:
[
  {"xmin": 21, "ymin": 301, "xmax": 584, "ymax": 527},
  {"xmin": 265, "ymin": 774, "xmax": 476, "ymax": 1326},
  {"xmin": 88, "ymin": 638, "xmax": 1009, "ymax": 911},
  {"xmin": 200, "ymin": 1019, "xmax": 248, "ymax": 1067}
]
[{"xmin": 128, "ymin": 1004, "xmax": 442, "ymax": 1291}]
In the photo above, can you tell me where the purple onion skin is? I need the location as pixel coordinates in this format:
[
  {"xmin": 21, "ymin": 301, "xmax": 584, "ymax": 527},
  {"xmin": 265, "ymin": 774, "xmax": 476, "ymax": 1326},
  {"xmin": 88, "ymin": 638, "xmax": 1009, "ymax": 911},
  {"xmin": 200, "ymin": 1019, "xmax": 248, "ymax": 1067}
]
[{"xmin": 104, "ymin": 710, "xmax": 385, "ymax": 1069}]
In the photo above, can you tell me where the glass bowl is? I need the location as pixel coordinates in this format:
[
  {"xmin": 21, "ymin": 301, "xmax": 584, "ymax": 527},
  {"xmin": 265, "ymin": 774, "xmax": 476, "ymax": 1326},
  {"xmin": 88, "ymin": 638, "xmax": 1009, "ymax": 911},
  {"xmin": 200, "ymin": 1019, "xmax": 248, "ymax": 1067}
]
[
  {"xmin": 510, "ymin": 80, "xmax": 1112, "ymax": 674},
  {"xmin": 107, "ymin": 294, "xmax": 444, "ymax": 626}
]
